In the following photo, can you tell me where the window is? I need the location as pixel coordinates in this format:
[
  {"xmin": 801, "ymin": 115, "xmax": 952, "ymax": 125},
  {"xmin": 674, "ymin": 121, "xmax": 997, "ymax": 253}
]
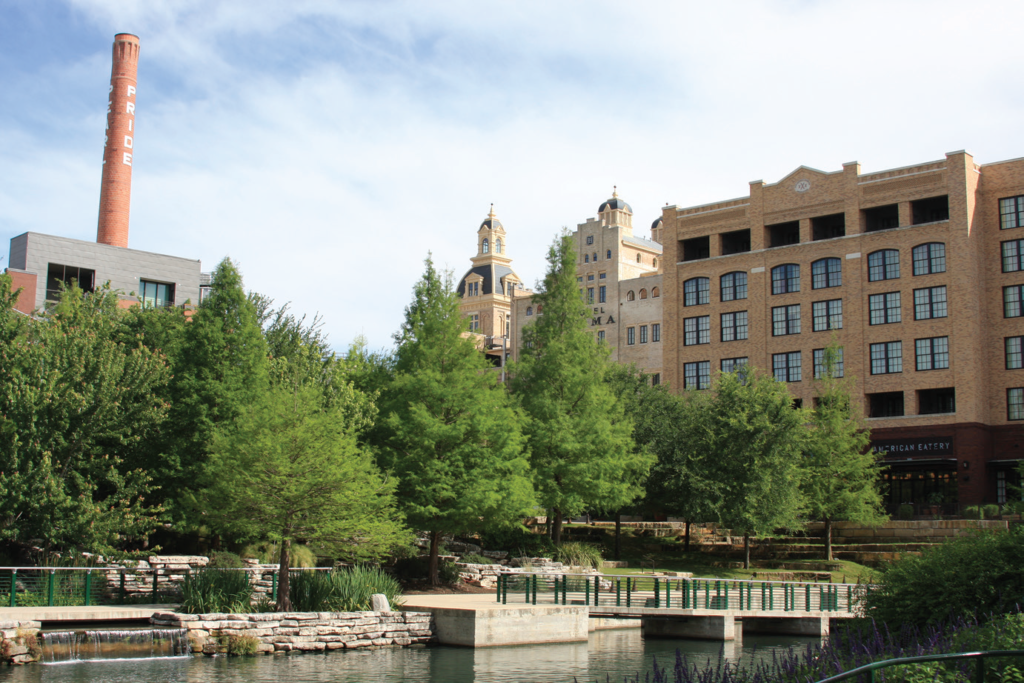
[
  {"xmin": 640, "ymin": 325, "xmax": 649, "ymax": 344},
  {"xmin": 652, "ymin": 287, "xmax": 660, "ymax": 297},
  {"xmin": 651, "ymin": 373, "xmax": 661, "ymax": 386},
  {"xmin": 140, "ymin": 280, "xmax": 175, "ymax": 308},
  {"xmin": 1002, "ymin": 240, "xmax": 1024, "ymax": 272},
  {"xmin": 584, "ymin": 254, "xmax": 589, "ymax": 263},
  {"xmin": 811, "ymin": 213, "xmax": 846, "ymax": 241},
  {"xmin": 721, "ymin": 311, "xmax": 748, "ymax": 341},
  {"xmin": 637, "ymin": 254, "xmax": 642, "ymax": 263},
  {"xmin": 627, "ymin": 327, "xmax": 635, "ymax": 345},
  {"xmin": 1010, "ymin": 388, "xmax": 1024, "ymax": 420},
  {"xmin": 639, "ymin": 289, "xmax": 648, "ymax": 300},
  {"xmin": 606, "ymin": 249, "xmax": 612, "ymax": 259},
  {"xmin": 482, "ymin": 238, "xmax": 489, "ymax": 253},
  {"xmin": 466, "ymin": 281, "xmax": 480, "ymax": 296},
  {"xmin": 721, "ymin": 272, "xmax": 748, "ymax": 301},
  {"xmin": 772, "ymin": 352, "xmax": 802, "ymax": 382},
  {"xmin": 771, "ymin": 264, "xmax": 800, "ymax": 294},
  {"xmin": 653, "ymin": 259, "xmax": 658, "ymax": 268},
  {"xmin": 864, "ymin": 204, "xmax": 899, "ymax": 232},
  {"xmin": 1001, "ymin": 196, "xmax": 1024, "ymax": 230},
  {"xmin": 916, "ymin": 337, "xmax": 949, "ymax": 370},
  {"xmin": 767, "ymin": 221, "xmax": 800, "ymax": 247},
  {"xmin": 1006, "ymin": 285, "xmax": 1024, "ymax": 318},
  {"xmin": 597, "ymin": 330, "xmax": 605, "ymax": 343},
  {"xmin": 599, "ymin": 285, "xmax": 606, "ymax": 303},
  {"xmin": 721, "ymin": 229, "xmax": 751, "ymax": 255},
  {"xmin": 526, "ymin": 306, "xmax": 533, "ymax": 316},
  {"xmin": 536, "ymin": 304, "xmax": 542, "ymax": 314},
  {"xmin": 870, "ymin": 341, "xmax": 903, "ymax": 374},
  {"xmin": 682, "ymin": 236, "xmax": 710, "ymax": 261},
  {"xmin": 914, "ymin": 286, "xmax": 947, "ymax": 320},
  {"xmin": 684, "ymin": 361, "xmax": 711, "ymax": 390},
  {"xmin": 812, "ymin": 299, "xmax": 843, "ymax": 331},
  {"xmin": 912, "ymin": 243, "xmax": 946, "ymax": 275},
  {"xmin": 593, "ymin": 252, "xmax": 597, "ymax": 262},
  {"xmin": 45, "ymin": 263, "xmax": 96, "ymax": 301},
  {"xmin": 684, "ymin": 278, "xmax": 710, "ymax": 306},
  {"xmin": 919, "ymin": 388, "xmax": 955, "ymax": 415},
  {"xmin": 869, "ymin": 392, "xmax": 904, "ymax": 417},
  {"xmin": 587, "ymin": 287, "xmax": 594, "ymax": 304},
  {"xmin": 813, "ymin": 347, "xmax": 844, "ymax": 379},
  {"xmin": 684, "ymin": 316, "xmax": 710, "ymax": 345},
  {"xmin": 721, "ymin": 357, "xmax": 748, "ymax": 374},
  {"xmin": 869, "ymin": 292, "xmax": 901, "ymax": 325},
  {"xmin": 495, "ymin": 238, "xmax": 503, "ymax": 254},
  {"xmin": 600, "ymin": 272, "xmax": 606, "ymax": 279},
  {"xmin": 868, "ymin": 250, "xmax": 900, "ymax": 281},
  {"xmin": 469, "ymin": 314, "xmax": 480, "ymax": 332},
  {"xmin": 811, "ymin": 258, "xmax": 842, "ymax": 289},
  {"xmin": 588, "ymin": 274, "xmax": 594, "ymax": 281},
  {"xmin": 586, "ymin": 235, "xmax": 594, "ymax": 245},
  {"xmin": 627, "ymin": 290, "xmax": 636, "ymax": 301},
  {"xmin": 772, "ymin": 304, "xmax": 801, "ymax": 336},
  {"xmin": 1008, "ymin": 337, "xmax": 1024, "ymax": 369},
  {"xmin": 911, "ymin": 196, "xmax": 949, "ymax": 224},
  {"xmin": 652, "ymin": 323, "xmax": 660, "ymax": 342}
]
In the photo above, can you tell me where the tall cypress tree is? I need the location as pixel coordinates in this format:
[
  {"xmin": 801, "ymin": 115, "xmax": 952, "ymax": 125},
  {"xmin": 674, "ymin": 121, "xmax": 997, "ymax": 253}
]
[
  {"xmin": 377, "ymin": 256, "xmax": 534, "ymax": 584},
  {"xmin": 510, "ymin": 233, "xmax": 651, "ymax": 544}
]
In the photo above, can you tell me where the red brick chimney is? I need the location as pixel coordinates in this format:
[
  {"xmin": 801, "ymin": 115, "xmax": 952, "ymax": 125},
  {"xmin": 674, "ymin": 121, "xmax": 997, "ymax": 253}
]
[{"xmin": 96, "ymin": 33, "xmax": 140, "ymax": 248}]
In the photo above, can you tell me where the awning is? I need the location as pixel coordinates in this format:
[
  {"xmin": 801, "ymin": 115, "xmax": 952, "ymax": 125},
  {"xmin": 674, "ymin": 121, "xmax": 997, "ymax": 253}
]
[
  {"xmin": 883, "ymin": 458, "xmax": 957, "ymax": 469},
  {"xmin": 986, "ymin": 459, "xmax": 1024, "ymax": 470}
]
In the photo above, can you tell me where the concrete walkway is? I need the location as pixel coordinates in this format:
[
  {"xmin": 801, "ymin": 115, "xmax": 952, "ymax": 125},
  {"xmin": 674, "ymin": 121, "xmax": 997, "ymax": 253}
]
[{"xmin": 0, "ymin": 605, "xmax": 171, "ymax": 622}]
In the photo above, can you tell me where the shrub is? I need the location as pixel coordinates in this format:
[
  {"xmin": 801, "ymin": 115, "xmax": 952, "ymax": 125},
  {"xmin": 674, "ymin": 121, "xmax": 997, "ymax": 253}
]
[
  {"xmin": 554, "ymin": 541, "xmax": 603, "ymax": 569},
  {"xmin": 208, "ymin": 551, "xmax": 245, "ymax": 568},
  {"xmin": 864, "ymin": 526, "xmax": 1024, "ymax": 627},
  {"xmin": 290, "ymin": 566, "xmax": 403, "ymax": 612},
  {"xmin": 224, "ymin": 633, "xmax": 259, "ymax": 656},
  {"xmin": 239, "ymin": 543, "xmax": 318, "ymax": 568},
  {"xmin": 458, "ymin": 553, "xmax": 494, "ymax": 565},
  {"xmin": 984, "ymin": 503, "xmax": 1001, "ymax": 519},
  {"xmin": 964, "ymin": 505, "xmax": 983, "ymax": 519},
  {"xmin": 898, "ymin": 504, "xmax": 915, "ymax": 520},
  {"xmin": 179, "ymin": 568, "xmax": 254, "ymax": 614},
  {"xmin": 479, "ymin": 525, "xmax": 554, "ymax": 557}
]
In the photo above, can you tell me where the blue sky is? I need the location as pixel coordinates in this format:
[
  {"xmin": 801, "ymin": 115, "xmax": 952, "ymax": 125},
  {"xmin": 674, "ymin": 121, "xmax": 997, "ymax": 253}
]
[{"xmin": 2, "ymin": 0, "xmax": 1023, "ymax": 351}]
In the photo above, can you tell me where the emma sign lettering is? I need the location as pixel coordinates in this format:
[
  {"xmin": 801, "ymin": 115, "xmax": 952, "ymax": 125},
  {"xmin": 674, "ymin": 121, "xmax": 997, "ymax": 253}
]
[{"xmin": 871, "ymin": 437, "xmax": 953, "ymax": 457}]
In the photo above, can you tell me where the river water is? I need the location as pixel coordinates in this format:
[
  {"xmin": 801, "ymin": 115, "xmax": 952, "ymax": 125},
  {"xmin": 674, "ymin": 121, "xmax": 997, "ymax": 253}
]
[{"xmin": 2, "ymin": 628, "xmax": 817, "ymax": 683}]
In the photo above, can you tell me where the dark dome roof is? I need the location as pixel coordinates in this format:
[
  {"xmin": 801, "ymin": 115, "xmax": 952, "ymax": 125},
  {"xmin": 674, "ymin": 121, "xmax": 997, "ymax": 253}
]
[
  {"xmin": 599, "ymin": 196, "xmax": 632, "ymax": 214},
  {"xmin": 651, "ymin": 217, "xmax": 663, "ymax": 230},
  {"xmin": 479, "ymin": 218, "xmax": 502, "ymax": 230}
]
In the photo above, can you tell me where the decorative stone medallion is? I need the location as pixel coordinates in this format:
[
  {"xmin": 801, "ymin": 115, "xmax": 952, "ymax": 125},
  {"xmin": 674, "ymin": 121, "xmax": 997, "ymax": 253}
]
[{"xmin": 795, "ymin": 179, "xmax": 811, "ymax": 193}]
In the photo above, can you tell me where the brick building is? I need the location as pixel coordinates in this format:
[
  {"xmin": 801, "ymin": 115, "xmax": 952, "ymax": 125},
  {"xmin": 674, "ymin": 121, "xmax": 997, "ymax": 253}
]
[{"xmin": 658, "ymin": 150, "xmax": 1024, "ymax": 511}]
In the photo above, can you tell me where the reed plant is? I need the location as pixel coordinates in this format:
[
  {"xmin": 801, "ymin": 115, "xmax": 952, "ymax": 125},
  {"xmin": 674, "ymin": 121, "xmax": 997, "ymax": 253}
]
[
  {"xmin": 179, "ymin": 568, "xmax": 254, "ymax": 614},
  {"xmin": 554, "ymin": 541, "xmax": 603, "ymax": 569},
  {"xmin": 289, "ymin": 566, "xmax": 402, "ymax": 612}
]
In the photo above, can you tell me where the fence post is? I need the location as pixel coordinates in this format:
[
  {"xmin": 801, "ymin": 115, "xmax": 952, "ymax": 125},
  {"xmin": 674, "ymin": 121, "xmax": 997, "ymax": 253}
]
[
  {"xmin": 665, "ymin": 578, "xmax": 671, "ymax": 609},
  {"xmin": 654, "ymin": 578, "xmax": 660, "ymax": 608},
  {"xmin": 120, "ymin": 569, "xmax": 126, "ymax": 604},
  {"xmin": 626, "ymin": 577, "xmax": 631, "ymax": 608},
  {"xmin": 562, "ymin": 574, "xmax": 566, "ymax": 605},
  {"xmin": 9, "ymin": 569, "xmax": 15, "ymax": 608},
  {"xmin": 769, "ymin": 583, "xmax": 774, "ymax": 611},
  {"xmin": 585, "ymin": 577, "xmax": 590, "ymax": 605},
  {"xmin": 532, "ymin": 575, "xmax": 537, "ymax": 605},
  {"xmin": 525, "ymin": 574, "xmax": 531, "ymax": 603},
  {"xmin": 616, "ymin": 579, "xmax": 621, "ymax": 607},
  {"xmin": 272, "ymin": 570, "xmax": 278, "ymax": 603},
  {"xmin": 593, "ymin": 576, "xmax": 599, "ymax": 607},
  {"xmin": 85, "ymin": 570, "xmax": 92, "ymax": 607},
  {"xmin": 976, "ymin": 655, "xmax": 985, "ymax": 683},
  {"xmin": 806, "ymin": 584, "xmax": 811, "ymax": 611},
  {"xmin": 47, "ymin": 569, "xmax": 55, "ymax": 606}
]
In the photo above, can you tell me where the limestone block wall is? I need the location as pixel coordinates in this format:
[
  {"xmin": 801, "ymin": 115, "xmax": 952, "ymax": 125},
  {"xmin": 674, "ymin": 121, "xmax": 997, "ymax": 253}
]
[
  {"xmin": 0, "ymin": 620, "xmax": 41, "ymax": 665},
  {"xmin": 98, "ymin": 556, "xmax": 281, "ymax": 602},
  {"xmin": 152, "ymin": 610, "xmax": 435, "ymax": 654}
]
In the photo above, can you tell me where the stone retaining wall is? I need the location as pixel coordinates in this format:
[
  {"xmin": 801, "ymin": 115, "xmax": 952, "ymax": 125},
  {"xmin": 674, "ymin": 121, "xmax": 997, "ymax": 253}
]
[
  {"xmin": 151, "ymin": 610, "xmax": 435, "ymax": 654},
  {"xmin": 0, "ymin": 620, "xmax": 41, "ymax": 665}
]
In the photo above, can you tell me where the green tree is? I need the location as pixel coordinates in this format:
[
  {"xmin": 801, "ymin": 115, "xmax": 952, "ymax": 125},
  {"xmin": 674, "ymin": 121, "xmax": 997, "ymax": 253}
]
[
  {"xmin": 0, "ymin": 277, "xmax": 169, "ymax": 554},
  {"xmin": 377, "ymin": 257, "xmax": 534, "ymax": 584},
  {"xmin": 510, "ymin": 234, "xmax": 652, "ymax": 545},
  {"xmin": 804, "ymin": 342, "xmax": 887, "ymax": 560},
  {"xmin": 202, "ymin": 380, "xmax": 405, "ymax": 611},
  {"xmin": 704, "ymin": 368, "xmax": 807, "ymax": 568}
]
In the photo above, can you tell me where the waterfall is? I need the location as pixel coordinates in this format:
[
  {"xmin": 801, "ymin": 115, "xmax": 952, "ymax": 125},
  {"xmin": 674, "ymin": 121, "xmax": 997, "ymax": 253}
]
[{"xmin": 41, "ymin": 628, "xmax": 190, "ymax": 663}]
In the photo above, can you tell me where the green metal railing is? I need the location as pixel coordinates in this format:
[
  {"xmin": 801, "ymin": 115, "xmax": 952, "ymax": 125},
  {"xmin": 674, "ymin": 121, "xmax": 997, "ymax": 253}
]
[
  {"xmin": 814, "ymin": 650, "xmax": 1024, "ymax": 683},
  {"xmin": 496, "ymin": 571, "xmax": 866, "ymax": 614}
]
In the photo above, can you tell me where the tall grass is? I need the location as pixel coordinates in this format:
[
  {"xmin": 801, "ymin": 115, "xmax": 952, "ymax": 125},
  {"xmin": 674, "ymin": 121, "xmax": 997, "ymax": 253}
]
[
  {"xmin": 555, "ymin": 541, "xmax": 603, "ymax": 569},
  {"xmin": 290, "ymin": 566, "xmax": 403, "ymax": 612},
  {"xmin": 179, "ymin": 568, "xmax": 254, "ymax": 614}
]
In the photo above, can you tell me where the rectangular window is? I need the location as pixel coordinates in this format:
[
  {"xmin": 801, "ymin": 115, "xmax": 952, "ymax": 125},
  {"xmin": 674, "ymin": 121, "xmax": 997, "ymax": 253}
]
[
  {"xmin": 684, "ymin": 316, "xmax": 710, "ymax": 346},
  {"xmin": 811, "ymin": 213, "xmax": 846, "ymax": 241},
  {"xmin": 766, "ymin": 221, "xmax": 800, "ymax": 247},
  {"xmin": 912, "ymin": 196, "xmax": 949, "ymax": 224},
  {"xmin": 588, "ymin": 274, "xmax": 594, "ymax": 281},
  {"xmin": 1003, "ymin": 240, "xmax": 1024, "ymax": 272},
  {"xmin": 869, "ymin": 292, "xmax": 901, "ymax": 325},
  {"xmin": 682, "ymin": 236, "xmax": 711, "ymax": 262},
  {"xmin": 640, "ymin": 325, "xmax": 649, "ymax": 344},
  {"xmin": 1010, "ymin": 388, "xmax": 1024, "ymax": 420},
  {"xmin": 812, "ymin": 299, "xmax": 843, "ymax": 331},
  {"xmin": 721, "ymin": 229, "xmax": 751, "ymax": 255},
  {"xmin": 721, "ymin": 311, "xmax": 748, "ymax": 342},
  {"xmin": 870, "ymin": 341, "xmax": 903, "ymax": 374},
  {"xmin": 918, "ymin": 388, "xmax": 955, "ymax": 415},
  {"xmin": 652, "ymin": 323, "xmax": 661, "ymax": 343},
  {"xmin": 914, "ymin": 286, "xmax": 947, "ymax": 320},
  {"xmin": 651, "ymin": 373, "xmax": 660, "ymax": 386},
  {"xmin": 684, "ymin": 361, "xmax": 711, "ymax": 390},
  {"xmin": 1000, "ymin": 196, "xmax": 1024, "ymax": 230},
  {"xmin": 721, "ymin": 357, "xmax": 749, "ymax": 374},
  {"xmin": 599, "ymin": 285, "xmax": 606, "ymax": 303},
  {"xmin": 627, "ymin": 327, "xmax": 635, "ymax": 345},
  {"xmin": 599, "ymin": 272, "xmax": 607, "ymax": 279},
  {"xmin": 45, "ymin": 263, "xmax": 97, "ymax": 302},
  {"xmin": 868, "ymin": 392, "xmax": 904, "ymax": 418},
  {"xmin": 772, "ymin": 304, "xmax": 801, "ymax": 336},
  {"xmin": 813, "ymin": 347, "xmax": 844, "ymax": 379},
  {"xmin": 140, "ymin": 280, "xmax": 175, "ymax": 308},
  {"xmin": 915, "ymin": 337, "xmax": 949, "ymax": 371},
  {"xmin": 586, "ymin": 235, "xmax": 594, "ymax": 245},
  {"xmin": 469, "ymin": 314, "xmax": 480, "ymax": 332},
  {"xmin": 772, "ymin": 351, "xmax": 802, "ymax": 382},
  {"xmin": 864, "ymin": 204, "xmax": 899, "ymax": 232},
  {"xmin": 1008, "ymin": 337, "xmax": 1024, "ymax": 369},
  {"xmin": 597, "ymin": 330, "xmax": 605, "ymax": 343},
  {"xmin": 587, "ymin": 287, "xmax": 594, "ymax": 304},
  {"xmin": 1006, "ymin": 285, "xmax": 1024, "ymax": 318}
]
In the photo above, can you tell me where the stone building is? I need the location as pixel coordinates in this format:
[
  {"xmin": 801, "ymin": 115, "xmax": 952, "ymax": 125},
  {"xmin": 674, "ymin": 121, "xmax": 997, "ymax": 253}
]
[{"xmin": 657, "ymin": 150, "xmax": 1024, "ymax": 510}]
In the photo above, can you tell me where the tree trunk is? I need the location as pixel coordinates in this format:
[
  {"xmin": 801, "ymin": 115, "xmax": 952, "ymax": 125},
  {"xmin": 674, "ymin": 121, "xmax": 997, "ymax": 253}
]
[
  {"xmin": 552, "ymin": 507, "xmax": 563, "ymax": 546},
  {"xmin": 824, "ymin": 518, "xmax": 833, "ymax": 562},
  {"xmin": 428, "ymin": 530, "xmax": 441, "ymax": 586},
  {"xmin": 276, "ymin": 537, "xmax": 292, "ymax": 612},
  {"xmin": 614, "ymin": 511, "xmax": 621, "ymax": 561},
  {"xmin": 684, "ymin": 520, "xmax": 691, "ymax": 553},
  {"xmin": 743, "ymin": 532, "xmax": 750, "ymax": 570}
]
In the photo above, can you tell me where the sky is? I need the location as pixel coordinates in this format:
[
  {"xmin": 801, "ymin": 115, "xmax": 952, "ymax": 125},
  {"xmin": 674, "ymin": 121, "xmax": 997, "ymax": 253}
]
[{"xmin": 2, "ymin": 0, "xmax": 1023, "ymax": 352}]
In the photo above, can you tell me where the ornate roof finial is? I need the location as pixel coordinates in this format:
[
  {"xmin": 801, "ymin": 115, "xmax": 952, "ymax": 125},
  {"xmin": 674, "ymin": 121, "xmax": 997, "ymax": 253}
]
[
  {"xmin": 488, "ymin": 203, "xmax": 496, "ymax": 219},
  {"xmin": 612, "ymin": 185, "xmax": 618, "ymax": 198}
]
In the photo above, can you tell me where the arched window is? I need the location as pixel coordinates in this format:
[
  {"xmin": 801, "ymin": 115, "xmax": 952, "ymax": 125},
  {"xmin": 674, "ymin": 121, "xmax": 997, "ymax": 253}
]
[
  {"xmin": 868, "ymin": 249, "xmax": 900, "ymax": 281},
  {"xmin": 607, "ymin": 249, "xmax": 612, "ymax": 259},
  {"xmin": 593, "ymin": 252, "xmax": 598, "ymax": 262},
  {"xmin": 584, "ymin": 254, "xmax": 590, "ymax": 263},
  {"xmin": 652, "ymin": 287, "xmax": 660, "ymax": 298},
  {"xmin": 482, "ymin": 238, "xmax": 489, "ymax": 254},
  {"xmin": 684, "ymin": 277, "xmax": 710, "ymax": 306},
  {"xmin": 811, "ymin": 258, "xmax": 842, "ymax": 289},
  {"xmin": 495, "ymin": 238, "xmax": 503, "ymax": 254},
  {"xmin": 637, "ymin": 254, "xmax": 642, "ymax": 263},
  {"xmin": 771, "ymin": 264, "xmax": 800, "ymax": 295},
  {"xmin": 536, "ymin": 304, "xmax": 543, "ymax": 314},
  {"xmin": 912, "ymin": 243, "xmax": 946, "ymax": 275},
  {"xmin": 640, "ymin": 289, "xmax": 648, "ymax": 300},
  {"xmin": 653, "ymin": 258, "xmax": 658, "ymax": 268},
  {"xmin": 526, "ymin": 306, "xmax": 533, "ymax": 316},
  {"xmin": 721, "ymin": 271, "xmax": 748, "ymax": 301},
  {"xmin": 627, "ymin": 291, "xmax": 636, "ymax": 301}
]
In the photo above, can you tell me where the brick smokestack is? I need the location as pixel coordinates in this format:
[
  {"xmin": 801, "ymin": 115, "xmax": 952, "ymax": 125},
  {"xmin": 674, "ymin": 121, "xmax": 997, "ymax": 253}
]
[{"xmin": 96, "ymin": 33, "xmax": 140, "ymax": 248}]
